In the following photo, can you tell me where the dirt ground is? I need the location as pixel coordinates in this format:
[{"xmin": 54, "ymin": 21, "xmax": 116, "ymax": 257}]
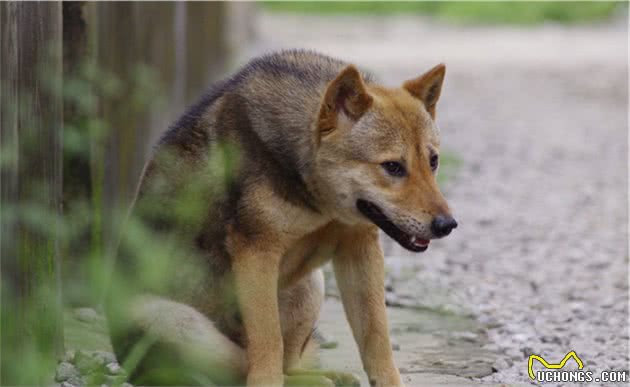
[{"xmin": 244, "ymin": 11, "xmax": 629, "ymax": 386}]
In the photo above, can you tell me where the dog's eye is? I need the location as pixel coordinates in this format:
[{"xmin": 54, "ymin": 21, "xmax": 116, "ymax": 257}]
[
  {"xmin": 430, "ymin": 154, "xmax": 439, "ymax": 171},
  {"xmin": 381, "ymin": 161, "xmax": 406, "ymax": 177}
]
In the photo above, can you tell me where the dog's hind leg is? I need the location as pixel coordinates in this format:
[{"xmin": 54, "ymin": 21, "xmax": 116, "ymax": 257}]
[
  {"xmin": 280, "ymin": 270, "xmax": 360, "ymax": 387},
  {"xmin": 110, "ymin": 295, "xmax": 246, "ymax": 386},
  {"xmin": 280, "ymin": 269, "xmax": 325, "ymax": 370}
]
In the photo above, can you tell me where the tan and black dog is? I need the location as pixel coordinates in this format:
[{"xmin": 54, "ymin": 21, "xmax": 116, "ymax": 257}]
[{"xmin": 106, "ymin": 50, "xmax": 456, "ymax": 387}]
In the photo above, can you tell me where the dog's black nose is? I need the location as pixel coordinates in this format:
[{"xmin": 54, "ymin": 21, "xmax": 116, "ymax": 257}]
[{"xmin": 431, "ymin": 215, "xmax": 458, "ymax": 238}]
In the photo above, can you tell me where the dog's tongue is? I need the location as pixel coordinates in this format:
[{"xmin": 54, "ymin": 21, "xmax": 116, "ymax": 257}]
[{"xmin": 410, "ymin": 236, "xmax": 430, "ymax": 247}]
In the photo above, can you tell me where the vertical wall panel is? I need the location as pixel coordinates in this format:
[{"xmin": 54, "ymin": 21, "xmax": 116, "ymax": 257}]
[{"xmin": 0, "ymin": 2, "xmax": 64, "ymax": 384}]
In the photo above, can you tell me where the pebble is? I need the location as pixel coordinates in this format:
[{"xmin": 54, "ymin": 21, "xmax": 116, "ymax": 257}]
[
  {"xmin": 69, "ymin": 350, "xmax": 123, "ymax": 386},
  {"xmin": 452, "ymin": 331, "xmax": 478, "ymax": 342},
  {"xmin": 105, "ymin": 362, "xmax": 123, "ymax": 375},
  {"xmin": 314, "ymin": 328, "xmax": 339, "ymax": 349},
  {"xmin": 55, "ymin": 362, "xmax": 79, "ymax": 382},
  {"xmin": 491, "ymin": 357, "xmax": 512, "ymax": 371},
  {"xmin": 73, "ymin": 307, "xmax": 100, "ymax": 323},
  {"xmin": 511, "ymin": 333, "xmax": 528, "ymax": 342},
  {"xmin": 62, "ymin": 350, "xmax": 76, "ymax": 363}
]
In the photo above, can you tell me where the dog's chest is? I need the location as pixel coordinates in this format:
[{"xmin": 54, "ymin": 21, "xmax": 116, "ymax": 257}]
[{"xmin": 279, "ymin": 222, "xmax": 342, "ymax": 286}]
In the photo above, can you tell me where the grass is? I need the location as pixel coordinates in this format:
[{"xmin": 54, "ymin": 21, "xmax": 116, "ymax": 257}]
[{"xmin": 262, "ymin": 1, "xmax": 623, "ymax": 25}]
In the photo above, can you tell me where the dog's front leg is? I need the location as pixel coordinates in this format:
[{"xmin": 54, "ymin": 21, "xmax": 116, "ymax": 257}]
[
  {"xmin": 333, "ymin": 226, "xmax": 403, "ymax": 387},
  {"xmin": 232, "ymin": 243, "xmax": 284, "ymax": 386}
]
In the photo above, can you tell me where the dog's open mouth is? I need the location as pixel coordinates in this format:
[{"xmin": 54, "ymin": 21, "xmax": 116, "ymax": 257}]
[{"xmin": 356, "ymin": 199, "xmax": 429, "ymax": 252}]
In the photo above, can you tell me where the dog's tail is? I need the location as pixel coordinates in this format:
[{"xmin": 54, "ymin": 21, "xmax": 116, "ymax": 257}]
[{"xmin": 107, "ymin": 295, "xmax": 246, "ymax": 386}]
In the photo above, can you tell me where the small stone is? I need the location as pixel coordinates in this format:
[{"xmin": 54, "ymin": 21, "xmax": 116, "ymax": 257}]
[
  {"xmin": 313, "ymin": 329, "xmax": 338, "ymax": 349},
  {"xmin": 91, "ymin": 351, "xmax": 117, "ymax": 365},
  {"xmin": 59, "ymin": 372, "xmax": 84, "ymax": 387},
  {"xmin": 491, "ymin": 357, "xmax": 512, "ymax": 371},
  {"xmin": 540, "ymin": 335, "xmax": 561, "ymax": 344},
  {"xmin": 521, "ymin": 346, "xmax": 535, "ymax": 358},
  {"xmin": 507, "ymin": 349, "xmax": 524, "ymax": 361},
  {"xmin": 477, "ymin": 218, "xmax": 493, "ymax": 227},
  {"xmin": 62, "ymin": 350, "xmax": 76, "ymax": 363},
  {"xmin": 452, "ymin": 331, "xmax": 478, "ymax": 342},
  {"xmin": 391, "ymin": 342, "xmax": 400, "ymax": 351},
  {"xmin": 106, "ymin": 362, "xmax": 123, "ymax": 375},
  {"xmin": 55, "ymin": 362, "xmax": 78, "ymax": 382},
  {"xmin": 512, "ymin": 333, "xmax": 528, "ymax": 342},
  {"xmin": 74, "ymin": 307, "xmax": 100, "ymax": 323}
]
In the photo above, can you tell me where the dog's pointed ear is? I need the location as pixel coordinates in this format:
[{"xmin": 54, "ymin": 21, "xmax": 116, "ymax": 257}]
[
  {"xmin": 403, "ymin": 63, "xmax": 445, "ymax": 119},
  {"xmin": 317, "ymin": 65, "xmax": 373, "ymax": 137}
]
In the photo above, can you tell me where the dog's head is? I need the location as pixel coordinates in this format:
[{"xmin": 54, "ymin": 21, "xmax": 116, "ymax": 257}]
[{"xmin": 313, "ymin": 64, "xmax": 456, "ymax": 252}]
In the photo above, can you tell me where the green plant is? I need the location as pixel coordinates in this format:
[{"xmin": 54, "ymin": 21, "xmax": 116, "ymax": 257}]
[{"xmin": 262, "ymin": 1, "xmax": 622, "ymax": 25}]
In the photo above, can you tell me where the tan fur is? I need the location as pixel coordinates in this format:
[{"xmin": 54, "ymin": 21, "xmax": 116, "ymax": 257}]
[
  {"xmin": 403, "ymin": 63, "xmax": 446, "ymax": 119},
  {"xmin": 334, "ymin": 226, "xmax": 400, "ymax": 386},
  {"xmin": 107, "ymin": 51, "xmax": 454, "ymax": 387}
]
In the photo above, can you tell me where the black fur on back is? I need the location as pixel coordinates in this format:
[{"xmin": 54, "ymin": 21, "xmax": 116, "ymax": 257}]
[{"xmin": 159, "ymin": 49, "xmax": 373, "ymax": 148}]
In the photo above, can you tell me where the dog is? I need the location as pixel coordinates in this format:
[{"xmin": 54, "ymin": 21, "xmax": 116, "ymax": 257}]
[{"xmin": 105, "ymin": 49, "xmax": 456, "ymax": 387}]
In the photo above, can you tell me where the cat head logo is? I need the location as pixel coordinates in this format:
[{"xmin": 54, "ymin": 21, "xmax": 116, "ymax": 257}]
[{"xmin": 528, "ymin": 351, "xmax": 584, "ymax": 380}]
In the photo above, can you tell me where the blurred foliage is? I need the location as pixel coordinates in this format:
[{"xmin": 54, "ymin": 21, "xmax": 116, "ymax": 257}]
[
  {"xmin": 0, "ymin": 56, "xmax": 178, "ymax": 384},
  {"xmin": 1, "ymin": 46, "xmax": 245, "ymax": 383},
  {"xmin": 60, "ymin": 59, "xmax": 166, "ymax": 305},
  {"xmin": 64, "ymin": 309, "xmax": 113, "ymax": 353},
  {"xmin": 262, "ymin": 1, "xmax": 623, "ymax": 25}
]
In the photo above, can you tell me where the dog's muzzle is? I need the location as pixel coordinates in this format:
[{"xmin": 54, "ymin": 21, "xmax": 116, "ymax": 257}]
[{"xmin": 356, "ymin": 199, "xmax": 431, "ymax": 252}]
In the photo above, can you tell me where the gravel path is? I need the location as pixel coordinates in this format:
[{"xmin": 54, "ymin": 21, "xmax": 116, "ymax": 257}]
[{"xmin": 248, "ymin": 11, "xmax": 629, "ymax": 386}]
